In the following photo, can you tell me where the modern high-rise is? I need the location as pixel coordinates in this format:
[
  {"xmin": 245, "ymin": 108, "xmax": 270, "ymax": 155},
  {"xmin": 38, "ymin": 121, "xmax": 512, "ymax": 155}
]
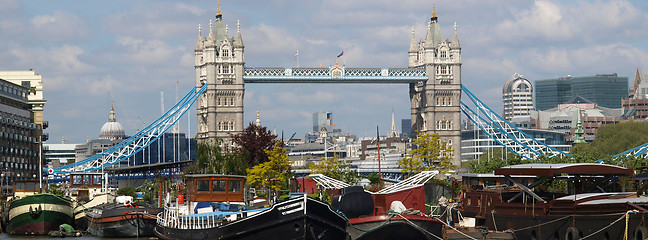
[
  {"xmin": 535, "ymin": 74, "xmax": 628, "ymax": 111},
  {"xmin": 313, "ymin": 111, "xmax": 334, "ymax": 132},
  {"xmin": 0, "ymin": 70, "xmax": 47, "ymax": 127},
  {"xmin": 0, "ymin": 78, "xmax": 41, "ymax": 184},
  {"xmin": 502, "ymin": 73, "xmax": 534, "ymax": 121}
]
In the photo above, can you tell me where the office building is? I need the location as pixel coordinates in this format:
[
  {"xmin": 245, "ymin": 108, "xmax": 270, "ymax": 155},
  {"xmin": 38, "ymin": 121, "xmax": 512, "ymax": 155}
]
[
  {"xmin": 0, "ymin": 70, "xmax": 47, "ymax": 127},
  {"xmin": 502, "ymin": 73, "xmax": 534, "ymax": 121},
  {"xmin": 0, "ymin": 78, "xmax": 41, "ymax": 184},
  {"xmin": 535, "ymin": 74, "xmax": 628, "ymax": 111}
]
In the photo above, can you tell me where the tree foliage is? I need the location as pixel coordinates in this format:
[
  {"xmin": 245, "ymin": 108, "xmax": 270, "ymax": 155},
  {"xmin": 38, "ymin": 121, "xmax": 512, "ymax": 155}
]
[
  {"xmin": 309, "ymin": 154, "xmax": 358, "ymax": 184},
  {"xmin": 246, "ymin": 142, "xmax": 292, "ymax": 192},
  {"xmin": 232, "ymin": 123, "xmax": 279, "ymax": 167},
  {"xmin": 398, "ymin": 131, "xmax": 456, "ymax": 177},
  {"xmin": 571, "ymin": 121, "xmax": 648, "ymax": 160},
  {"xmin": 185, "ymin": 138, "xmax": 248, "ymax": 175}
]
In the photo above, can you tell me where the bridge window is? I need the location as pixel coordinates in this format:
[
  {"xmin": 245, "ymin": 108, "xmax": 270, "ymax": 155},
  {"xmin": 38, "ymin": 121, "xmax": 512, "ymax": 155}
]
[
  {"xmin": 222, "ymin": 49, "xmax": 229, "ymax": 57},
  {"xmin": 217, "ymin": 97, "xmax": 221, "ymax": 106},
  {"xmin": 440, "ymin": 50, "xmax": 447, "ymax": 58},
  {"xmin": 436, "ymin": 97, "xmax": 441, "ymax": 106},
  {"xmin": 218, "ymin": 122, "xmax": 223, "ymax": 131},
  {"xmin": 229, "ymin": 97, "xmax": 235, "ymax": 106}
]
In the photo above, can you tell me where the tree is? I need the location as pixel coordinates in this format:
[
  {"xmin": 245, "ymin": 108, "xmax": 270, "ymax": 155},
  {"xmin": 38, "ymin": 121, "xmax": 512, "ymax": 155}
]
[
  {"xmin": 232, "ymin": 123, "xmax": 279, "ymax": 166},
  {"xmin": 398, "ymin": 131, "xmax": 456, "ymax": 177},
  {"xmin": 185, "ymin": 138, "xmax": 248, "ymax": 175},
  {"xmin": 572, "ymin": 121, "xmax": 648, "ymax": 161},
  {"xmin": 468, "ymin": 148, "xmax": 531, "ymax": 173},
  {"xmin": 246, "ymin": 142, "xmax": 292, "ymax": 192}
]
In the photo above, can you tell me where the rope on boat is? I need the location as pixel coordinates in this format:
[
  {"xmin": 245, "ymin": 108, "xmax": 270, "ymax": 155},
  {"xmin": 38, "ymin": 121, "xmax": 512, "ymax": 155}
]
[
  {"xmin": 432, "ymin": 215, "xmax": 479, "ymax": 240},
  {"xmin": 580, "ymin": 212, "xmax": 627, "ymax": 240},
  {"xmin": 511, "ymin": 215, "xmax": 573, "ymax": 232},
  {"xmin": 491, "ymin": 210, "xmax": 498, "ymax": 231},
  {"xmin": 395, "ymin": 213, "xmax": 443, "ymax": 240}
]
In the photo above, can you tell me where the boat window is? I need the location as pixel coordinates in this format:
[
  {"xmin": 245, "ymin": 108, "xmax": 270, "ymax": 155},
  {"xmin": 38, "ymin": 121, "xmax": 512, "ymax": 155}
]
[
  {"xmin": 73, "ymin": 175, "xmax": 82, "ymax": 185},
  {"xmin": 213, "ymin": 180, "xmax": 226, "ymax": 192},
  {"xmin": 26, "ymin": 182, "xmax": 36, "ymax": 191},
  {"xmin": 16, "ymin": 182, "xmax": 25, "ymax": 191},
  {"xmin": 229, "ymin": 180, "xmax": 241, "ymax": 192},
  {"xmin": 83, "ymin": 175, "xmax": 91, "ymax": 185},
  {"xmin": 93, "ymin": 175, "xmax": 102, "ymax": 185},
  {"xmin": 484, "ymin": 179, "xmax": 496, "ymax": 187},
  {"xmin": 197, "ymin": 180, "xmax": 210, "ymax": 192}
]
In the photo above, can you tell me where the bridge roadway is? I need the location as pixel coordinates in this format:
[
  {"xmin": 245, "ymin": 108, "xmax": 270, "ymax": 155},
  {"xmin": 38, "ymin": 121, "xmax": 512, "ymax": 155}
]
[{"xmin": 243, "ymin": 67, "xmax": 427, "ymax": 83}]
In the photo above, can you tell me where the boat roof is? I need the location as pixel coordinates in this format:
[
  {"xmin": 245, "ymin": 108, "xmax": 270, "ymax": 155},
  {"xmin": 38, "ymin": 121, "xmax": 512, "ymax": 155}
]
[
  {"xmin": 185, "ymin": 174, "xmax": 246, "ymax": 178},
  {"xmin": 459, "ymin": 173, "xmax": 536, "ymax": 178},
  {"xmin": 494, "ymin": 163, "xmax": 634, "ymax": 177},
  {"xmin": 578, "ymin": 196, "xmax": 648, "ymax": 205},
  {"xmin": 555, "ymin": 192, "xmax": 636, "ymax": 201}
]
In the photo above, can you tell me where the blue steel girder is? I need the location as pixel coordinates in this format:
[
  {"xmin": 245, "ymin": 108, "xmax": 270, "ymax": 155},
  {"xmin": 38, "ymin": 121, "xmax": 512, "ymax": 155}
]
[
  {"xmin": 50, "ymin": 84, "xmax": 208, "ymax": 175},
  {"xmin": 243, "ymin": 67, "xmax": 427, "ymax": 83},
  {"xmin": 609, "ymin": 142, "xmax": 648, "ymax": 161},
  {"xmin": 460, "ymin": 84, "xmax": 572, "ymax": 160}
]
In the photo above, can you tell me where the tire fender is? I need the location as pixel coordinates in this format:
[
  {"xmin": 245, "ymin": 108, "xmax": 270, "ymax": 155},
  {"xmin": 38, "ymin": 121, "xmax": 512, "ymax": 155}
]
[
  {"xmin": 634, "ymin": 226, "xmax": 648, "ymax": 240},
  {"xmin": 565, "ymin": 227, "xmax": 580, "ymax": 240}
]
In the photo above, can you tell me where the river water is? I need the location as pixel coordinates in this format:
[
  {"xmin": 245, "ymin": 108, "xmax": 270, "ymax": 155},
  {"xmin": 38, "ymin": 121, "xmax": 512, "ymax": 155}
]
[{"xmin": 0, "ymin": 233, "xmax": 156, "ymax": 240}]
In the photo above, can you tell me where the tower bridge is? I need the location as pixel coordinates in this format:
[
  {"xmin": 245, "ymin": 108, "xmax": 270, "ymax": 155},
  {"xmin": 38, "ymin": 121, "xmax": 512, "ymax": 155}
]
[
  {"xmin": 195, "ymin": 6, "xmax": 464, "ymax": 167},
  {"xmin": 51, "ymin": 6, "xmax": 580, "ymax": 181}
]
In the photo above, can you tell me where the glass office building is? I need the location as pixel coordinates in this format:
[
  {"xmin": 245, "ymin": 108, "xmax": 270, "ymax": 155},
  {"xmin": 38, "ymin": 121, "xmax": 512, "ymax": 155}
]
[{"xmin": 535, "ymin": 74, "xmax": 628, "ymax": 111}]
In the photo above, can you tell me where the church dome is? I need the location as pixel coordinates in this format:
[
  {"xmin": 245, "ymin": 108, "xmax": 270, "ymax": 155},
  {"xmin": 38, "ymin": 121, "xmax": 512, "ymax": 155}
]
[{"xmin": 99, "ymin": 102, "xmax": 126, "ymax": 140}]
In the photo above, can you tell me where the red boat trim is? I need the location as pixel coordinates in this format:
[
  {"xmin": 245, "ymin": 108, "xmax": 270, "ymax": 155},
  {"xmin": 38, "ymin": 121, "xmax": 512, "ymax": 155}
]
[{"xmin": 348, "ymin": 214, "xmax": 437, "ymax": 224}]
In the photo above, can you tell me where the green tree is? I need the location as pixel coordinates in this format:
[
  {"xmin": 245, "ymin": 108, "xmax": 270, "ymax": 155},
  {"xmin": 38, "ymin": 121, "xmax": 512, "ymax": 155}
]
[
  {"xmin": 398, "ymin": 131, "xmax": 456, "ymax": 177},
  {"xmin": 186, "ymin": 138, "xmax": 248, "ymax": 175},
  {"xmin": 468, "ymin": 148, "xmax": 532, "ymax": 173},
  {"xmin": 571, "ymin": 121, "xmax": 648, "ymax": 161},
  {"xmin": 246, "ymin": 142, "xmax": 292, "ymax": 192},
  {"xmin": 117, "ymin": 186, "xmax": 137, "ymax": 199}
]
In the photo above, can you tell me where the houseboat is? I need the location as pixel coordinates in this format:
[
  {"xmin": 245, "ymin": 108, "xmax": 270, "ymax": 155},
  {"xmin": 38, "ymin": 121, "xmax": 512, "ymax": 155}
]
[
  {"xmin": 155, "ymin": 174, "xmax": 349, "ymax": 240},
  {"xmin": 86, "ymin": 195, "xmax": 162, "ymax": 237},
  {"xmin": 4, "ymin": 180, "xmax": 74, "ymax": 235},
  {"xmin": 69, "ymin": 172, "xmax": 115, "ymax": 231},
  {"xmin": 460, "ymin": 163, "xmax": 648, "ymax": 240}
]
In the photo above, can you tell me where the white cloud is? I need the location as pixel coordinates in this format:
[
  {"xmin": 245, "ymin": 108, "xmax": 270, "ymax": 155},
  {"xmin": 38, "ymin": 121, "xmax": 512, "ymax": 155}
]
[
  {"xmin": 29, "ymin": 12, "xmax": 89, "ymax": 42},
  {"xmin": 116, "ymin": 37, "xmax": 177, "ymax": 64}
]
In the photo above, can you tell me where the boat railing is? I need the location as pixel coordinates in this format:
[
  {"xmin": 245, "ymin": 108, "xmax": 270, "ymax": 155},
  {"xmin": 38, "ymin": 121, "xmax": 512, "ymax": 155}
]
[{"xmin": 157, "ymin": 206, "xmax": 226, "ymax": 230}]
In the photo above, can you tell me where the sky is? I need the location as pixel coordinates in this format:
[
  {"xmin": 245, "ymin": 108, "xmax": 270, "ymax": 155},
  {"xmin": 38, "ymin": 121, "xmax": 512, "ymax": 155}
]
[{"xmin": 1, "ymin": 0, "xmax": 647, "ymax": 144}]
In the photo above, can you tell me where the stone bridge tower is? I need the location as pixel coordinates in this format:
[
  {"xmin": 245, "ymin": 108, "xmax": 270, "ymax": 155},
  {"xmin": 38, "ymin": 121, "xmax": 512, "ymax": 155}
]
[
  {"xmin": 194, "ymin": 5, "xmax": 245, "ymax": 144},
  {"xmin": 408, "ymin": 8, "xmax": 462, "ymax": 167}
]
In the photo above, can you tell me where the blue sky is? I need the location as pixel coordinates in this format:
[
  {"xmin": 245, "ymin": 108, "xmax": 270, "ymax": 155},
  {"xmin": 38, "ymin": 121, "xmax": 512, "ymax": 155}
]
[{"xmin": 1, "ymin": 0, "xmax": 647, "ymax": 144}]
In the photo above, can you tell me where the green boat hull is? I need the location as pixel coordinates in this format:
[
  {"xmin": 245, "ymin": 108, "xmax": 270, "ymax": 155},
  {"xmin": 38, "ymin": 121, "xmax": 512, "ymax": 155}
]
[{"xmin": 6, "ymin": 193, "xmax": 73, "ymax": 235}]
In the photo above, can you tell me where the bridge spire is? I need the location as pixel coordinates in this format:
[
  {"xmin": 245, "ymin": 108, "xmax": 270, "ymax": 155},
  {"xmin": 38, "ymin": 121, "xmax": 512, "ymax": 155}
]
[
  {"xmin": 216, "ymin": 0, "xmax": 222, "ymax": 20},
  {"xmin": 389, "ymin": 107, "xmax": 398, "ymax": 138},
  {"xmin": 234, "ymin": 20, "xmax": 244, "ymax": 48},
  {"xmin": 409, "ymin": 26, "xmax": 417, "ymax": 53},
  {"xmin": 450, "ymin": 22, "xmax": 461, "ymax": 49}
]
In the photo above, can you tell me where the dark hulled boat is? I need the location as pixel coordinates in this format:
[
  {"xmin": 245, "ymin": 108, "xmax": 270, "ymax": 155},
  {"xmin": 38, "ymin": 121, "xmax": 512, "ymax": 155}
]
[
  {"xmin": 313, "ymin": 171, "xmax": 445, "ymax": 240},
  {"xmin": 86, "ymin": 197, "xmax": 162, "ymax": 237},
  {"xmin": 460, "ymin": 163, "xmax": 648, "ymax": 240},
  {"xmin": 154, "ymin": 196, "xmax": 349, "ymax": 240}
]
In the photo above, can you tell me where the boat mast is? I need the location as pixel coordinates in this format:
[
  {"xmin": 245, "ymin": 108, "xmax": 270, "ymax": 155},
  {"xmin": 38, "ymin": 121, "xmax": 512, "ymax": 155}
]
[{"xmin": 376, "ymin": 126, "xmax": 381, "ymax": 180}]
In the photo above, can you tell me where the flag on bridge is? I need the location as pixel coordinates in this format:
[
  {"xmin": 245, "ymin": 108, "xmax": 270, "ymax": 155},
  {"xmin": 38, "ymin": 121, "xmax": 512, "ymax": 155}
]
[{"xmin": 337, "ymin": 51, "xmax": 344, "ymax": 58}]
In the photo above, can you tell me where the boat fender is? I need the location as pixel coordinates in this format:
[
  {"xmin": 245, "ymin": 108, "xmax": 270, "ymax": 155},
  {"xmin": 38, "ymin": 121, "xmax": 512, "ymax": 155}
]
[
  {"xmin": 634, "ymin": 226, "xmax": 648, "ymax": 240},
  {"xmin": 565, "ymin": 227, "xmax": 580, "ymax": 240}
]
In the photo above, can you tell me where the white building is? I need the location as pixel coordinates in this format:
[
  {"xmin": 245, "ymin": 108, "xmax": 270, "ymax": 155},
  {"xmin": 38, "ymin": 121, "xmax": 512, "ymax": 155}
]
[
  {"xmin": 502, "ymin": 73, "xmax": 534, "ymax": 121},
  {"xmin": 0, "ymin": 70, "xmax": 46, "ymax": 126}
]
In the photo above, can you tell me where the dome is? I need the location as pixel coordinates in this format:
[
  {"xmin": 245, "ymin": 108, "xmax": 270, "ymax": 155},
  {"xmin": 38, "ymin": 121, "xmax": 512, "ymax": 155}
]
[
  {"xmin": 99, "ymin": 102, "xmax": 126, "ymax": 140},
  {"xmin": 503, "ymin": 73, "xmax": 532, "ymax": 94}
]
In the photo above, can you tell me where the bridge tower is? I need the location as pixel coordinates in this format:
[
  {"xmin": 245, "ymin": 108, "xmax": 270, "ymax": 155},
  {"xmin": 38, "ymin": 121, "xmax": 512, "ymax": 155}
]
[
  {"xmin": 194, "ymin": 5, "xmax": 245, "ymax": 144},
  {"xmin": 408, "ymin": 8, "xmax": 462, "ymax": 167}
]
